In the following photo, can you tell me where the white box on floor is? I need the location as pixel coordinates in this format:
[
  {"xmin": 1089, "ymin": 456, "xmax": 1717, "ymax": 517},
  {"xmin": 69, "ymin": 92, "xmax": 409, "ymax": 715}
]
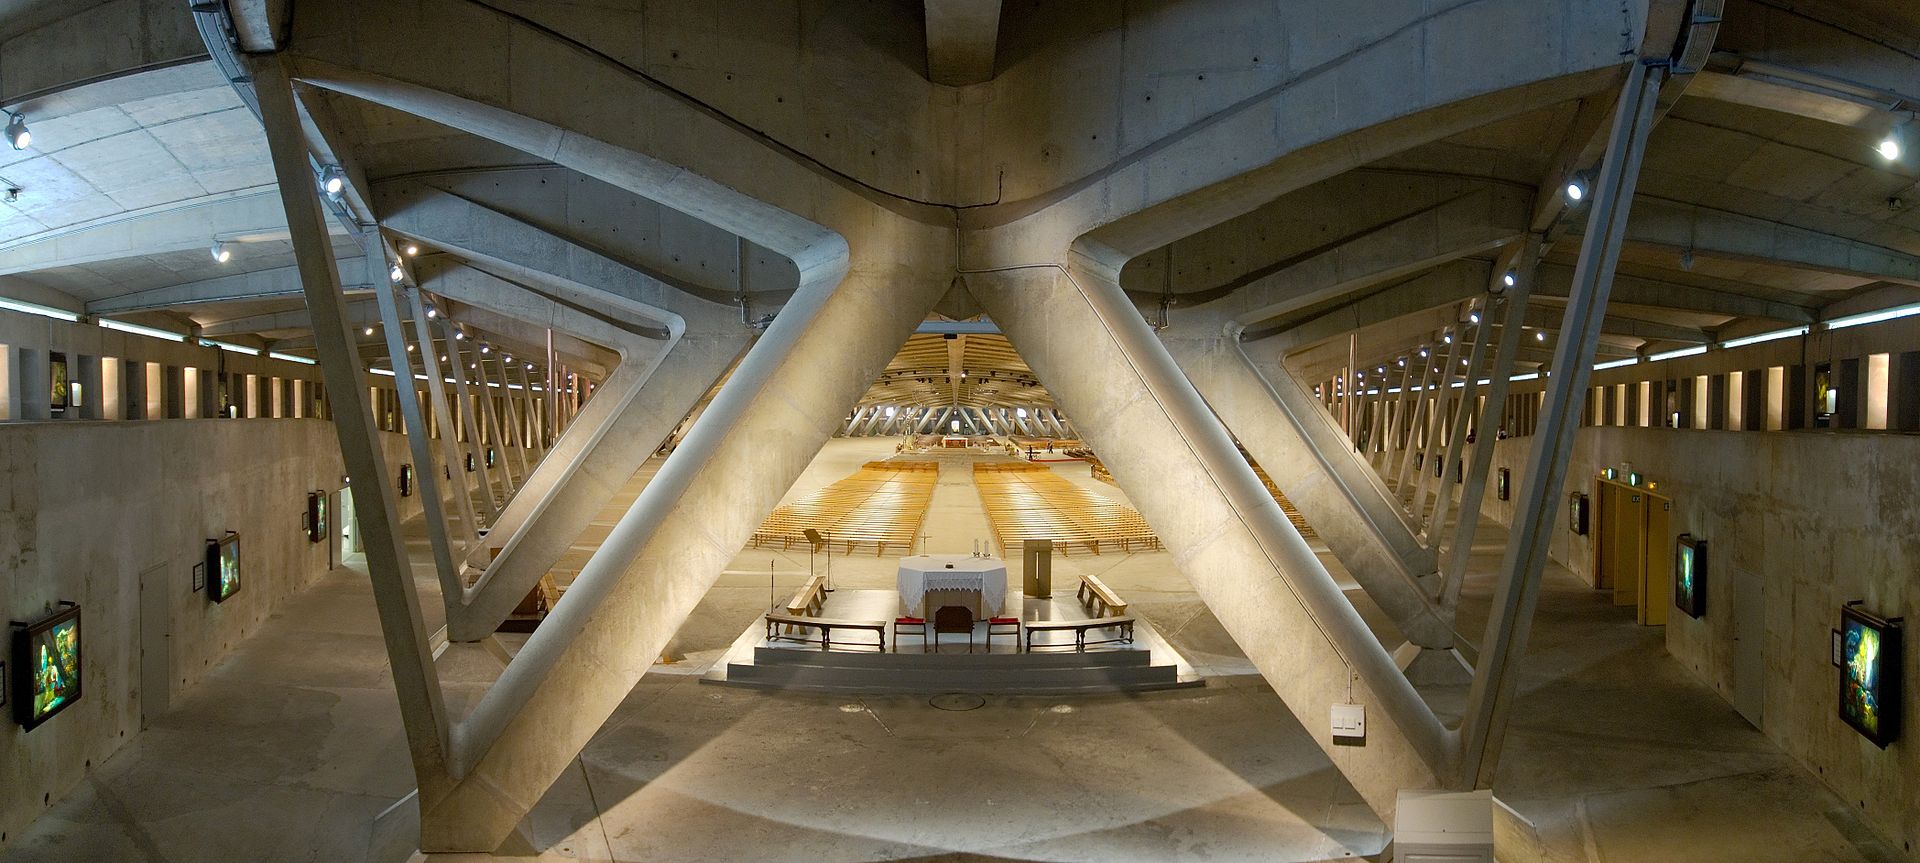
[{"xmin": 1393, "ymin": 788, "xmax": 1494, "ymax": 862}]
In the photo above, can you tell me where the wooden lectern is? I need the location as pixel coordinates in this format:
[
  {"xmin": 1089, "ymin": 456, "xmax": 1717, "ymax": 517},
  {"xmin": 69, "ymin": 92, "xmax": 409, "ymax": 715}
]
[{"xmin": 1022, "ymin": 539, "xmax": 1053, "ymax": 598}]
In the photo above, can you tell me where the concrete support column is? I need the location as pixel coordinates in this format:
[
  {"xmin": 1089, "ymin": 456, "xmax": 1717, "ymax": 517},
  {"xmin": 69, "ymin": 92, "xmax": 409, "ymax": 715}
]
[
  {"xmin": 1164, "ymin": 331, "xmax": 1446, "ymax": 646},
  {"xmin": 1425, "ymin": 301, "xmax": 1496, "ymax": 545},
  {"xmin": 1391, "ymin": 348, "xmax": 1437, "ymax": 494},
  {"xmin": 472, "ymin": 354, "xmax": 516, "ymax": 496},
  {"xmin": 1441, "ymin": 245, "xmax": 1538, "ymax": 612},
  {"xmin": 420, "ymin": 261, "xmax": 943, "ymax": 852},
  {"xmin": 443, "ymin": 326, "xmax": 501, "ymax": 523},
  {"xmin": 972, "ymin": 264, "xmax": 1449, "ymax": 821},
  {"xmin": 368, "ymin": 241, "xmax": 462, "ymax": 603},
  {"xmin": 1458, "ymin": 60, "xmax": 1663, "ymax": 789},
  {"xmin": 1409, "ymin": 330, "xmax": 1465, "ymax": 525},
  {"xmin": 410, "ymin": 291, "xmax": 480, "ymax": 548},
  {"xmin": 250, "ymin": 57, "xmax": 451, "ymax": 793}
]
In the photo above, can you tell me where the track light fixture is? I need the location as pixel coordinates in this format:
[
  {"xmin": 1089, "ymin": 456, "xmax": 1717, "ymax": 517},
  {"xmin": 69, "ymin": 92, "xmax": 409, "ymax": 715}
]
[
  {"xmin": 4, "ymin": 110, "xmax": 30, "ymax": 150},
  {"xmin": 209, "ymin": 240, "xmax": 231, "ymax": 263},
  {"xmin": 319, "ymin": 165, "xmax": 345, "ymax": 197}
]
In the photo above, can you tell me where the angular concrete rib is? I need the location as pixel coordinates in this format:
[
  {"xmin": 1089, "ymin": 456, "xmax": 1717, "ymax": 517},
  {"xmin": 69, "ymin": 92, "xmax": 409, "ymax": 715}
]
[
  {"xmin": 378, "ymin": 185, "xmax": 750, "ymax": 641},
  {"xmin": 1163, "ymin": 333, "xmax": 1452, "ymax": 649},
  {"xmin": 426, "ymin": 265, "xmax": 943, "ymax": 850},
  {"xmin": 973, "ymin": 265, "xmax": 1452, "ymax": 824}
]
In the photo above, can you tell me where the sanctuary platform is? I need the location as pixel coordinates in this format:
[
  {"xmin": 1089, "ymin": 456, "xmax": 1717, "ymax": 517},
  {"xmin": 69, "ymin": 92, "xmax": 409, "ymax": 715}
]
[{"xmin": 702, "ymin": 588, "xmax": 1203, "ymax": 695}]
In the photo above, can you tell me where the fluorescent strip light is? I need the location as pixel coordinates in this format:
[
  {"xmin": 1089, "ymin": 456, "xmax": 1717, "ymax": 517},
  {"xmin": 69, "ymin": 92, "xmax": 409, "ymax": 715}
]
[
  {"xmin": 1593, "ymin": 357, "xmax": 1640, "ymax": 371},
  {"xmin": 1718, "ymin": 326, "xmax": 1807, "ymax": 349},
  {"xmin": 199, "ymin": 339, "xmax": 260, "ymax": 355},
  {"xmin": 1476, "ymin": 378, "xmax": 1491, "ymax": 386},
  {"xmin": 1824, "ymin": 303, "xmax": 1920, "ymax": 332},
  {"xmin": 1450, "ymin": 380, "xmax": 1466, "ymax": 388},
  {"xmin": 99, "ymin": 318, "xmax": 186, "ymax": 342},
  {"xmin": 370, "ymin": 367, "xmax": 396, "ymax": 377},
  {"xmin": 1646, "ymin": 345, "xmax": 1708, "ymax": 363},
  {"xmin": 0, "ymin": 295, "xmax": 81, "ymax": 322},
  {"xmin": 269, "ymin": 352, "xmax": 317, "ymax": 365},
  {"xmin": 1510, "ymin": 372, "xmax": 1540, "ymax": 381}
]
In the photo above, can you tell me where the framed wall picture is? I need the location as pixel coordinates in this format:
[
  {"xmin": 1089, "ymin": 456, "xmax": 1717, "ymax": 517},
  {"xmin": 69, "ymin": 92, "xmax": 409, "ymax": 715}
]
[
  {"xmin": 192, "ymin": 562, "xmax": 205, "ymax": 592},
  {"xmin": 1673, "ymin": 535, "xmax": 1707, "ymax": 619},
  {"xmin": 48, "ymin": 351, "xmax": 69, "ymax": 417},
  {"xmin": 1496, "ymin": 468, "xmax": 1510, "ymax": 501},
  {"xmin": 399, "ymin": 464, "xmax": 413, "ymax": 498},
  {"xmin": 1568, "ymin": 492, "xmax": 1589, "ymax": 536},
  {"xmin": 307, "ymin": 492, "xmax": 326, "ymax": 543},
  {"xmin": 206, "ymin": 532, "xmax": 241, "ymax": 603},
  {"xmin": 1838, "ymin": 604, "xmax": 1903, "ymax": 748},
  {"xmin": 12, "ymin": 602, "xmax": 81, "ymax": 730}
]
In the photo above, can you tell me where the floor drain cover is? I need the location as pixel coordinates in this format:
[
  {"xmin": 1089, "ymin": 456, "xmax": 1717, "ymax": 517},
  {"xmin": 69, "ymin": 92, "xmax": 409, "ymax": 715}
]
[{"xmin": 929, "ymin": 693, "xmax": 987, "ymax": 711}]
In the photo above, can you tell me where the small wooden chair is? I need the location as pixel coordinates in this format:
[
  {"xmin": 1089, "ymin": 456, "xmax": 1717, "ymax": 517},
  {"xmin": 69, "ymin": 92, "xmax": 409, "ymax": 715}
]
[
  {"xmin": 932, "ymin": 605, "xmax": 975, "ymax": 653},
  {"xmin": 892, "ymin": 616, "xmax": 926, "ymax": 653},
  {"xmin": 985, "ymin": 616, "xmax": 1021, "ymax": 653}
]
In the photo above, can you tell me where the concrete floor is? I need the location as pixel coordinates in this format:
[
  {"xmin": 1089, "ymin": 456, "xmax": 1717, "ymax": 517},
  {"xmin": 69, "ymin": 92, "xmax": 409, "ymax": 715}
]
[{"xmin": 0, "ymin": 438, "xmax": 1901, "ymax": 862}]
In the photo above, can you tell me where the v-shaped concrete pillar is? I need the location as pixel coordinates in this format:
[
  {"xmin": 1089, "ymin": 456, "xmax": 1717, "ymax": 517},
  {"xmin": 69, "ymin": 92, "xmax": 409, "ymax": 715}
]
[{"xmin": 971, "ymin": 264, "xmax": 1452, "ymax": 824}]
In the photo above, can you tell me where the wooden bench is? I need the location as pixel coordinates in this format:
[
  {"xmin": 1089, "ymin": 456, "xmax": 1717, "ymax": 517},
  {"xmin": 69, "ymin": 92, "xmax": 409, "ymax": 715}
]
[
  {"xmin": 1023, "ymin": 617, "xmax": 1135, "ymax": 652},
  {"xmin": 764, "ymin": 613, "xmax": 887, "ymax": 652},
  {"xmin": 785, "ymin": 574, "xmax": 828, "ymax": 618},
  {"xmin": 1076, "ymin": 574, "xmax": 1128, "ymax": 617}
]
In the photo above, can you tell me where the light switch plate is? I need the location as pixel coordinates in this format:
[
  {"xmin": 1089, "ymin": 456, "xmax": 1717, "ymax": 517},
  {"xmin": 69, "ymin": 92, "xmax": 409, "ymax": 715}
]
[{"xmin": 1332, "ymin": 702, "xmax": 1366, "ymax": 744}]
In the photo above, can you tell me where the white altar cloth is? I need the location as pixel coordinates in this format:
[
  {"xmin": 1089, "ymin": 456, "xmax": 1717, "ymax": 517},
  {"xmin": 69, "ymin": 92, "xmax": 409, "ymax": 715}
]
[{"xmin": 896, "ymin": 555, "xmax": 1008, "ymax": 618}]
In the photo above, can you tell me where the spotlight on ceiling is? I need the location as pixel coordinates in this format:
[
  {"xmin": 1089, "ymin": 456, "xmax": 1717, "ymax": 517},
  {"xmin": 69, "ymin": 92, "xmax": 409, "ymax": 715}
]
[
  {"xmin": 1443, "ymin": 334, "xmax": 1453, "ymax": 344},
  {"xmin": 454, "ymin": 330, "xmax": 465, "ymax": 340},
  {"xmin": 1536, "ymin": 331, "xmax": 1547, "ymax": 342},
  {"xmin": 4, "ymin": 111, "xmax": 30, "ymax": 150},
  {"xmin": 389, "ymin": 263, "xmax": 404, "ymax": 282},
  {"xmin": 209, "ymin": 240, "xmax": 231, "ymax": 263},
  {"xmin": 1419, "ymin": 348, "xmax": 1429, "ymax": 358},
  {"xmin": 480, "ymin": 345, "xmax": 490, "ymax": 354},
  {"xmin": 425, "ymin": 306, "xmax": 437, "ymax": 319},
  {"xmin": 1564, "ymin": 173, "xmax": 1588, "ymax": 203},
  {"xmin": 404, "ymin": 243, "xmax": 420, "ymax": 257},
  {"xmin": 1877, "ymin": 121, "xmax": 1907, "ymax": 161},
  {"xmin": 320, "ymin": 165, "xmax": 345, "ymax": 197},
  {"xmin": 363, "ymin": 325, "xmax": 375, "ymax": 336},
  {"xmin": 525, "ymin": 363, "xmax": 534, "ymax": 371},
  {"xmin": 1502, "ymin": 271, "xmax": 1516, "ymax": 288},
  {"xmin": 1469, "ymin": 311, "xmax": 1481, "ymax": 324},
  {"xmin": 406, "ymin": 343, "xmax": 416, "ymax": 352}
]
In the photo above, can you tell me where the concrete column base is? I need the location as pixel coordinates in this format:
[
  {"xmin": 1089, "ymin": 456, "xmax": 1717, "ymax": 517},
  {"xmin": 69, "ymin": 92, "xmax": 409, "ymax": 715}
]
[{"xmin": 1393, "ymin": 641, "xmax": 1474, "ymax": 687}]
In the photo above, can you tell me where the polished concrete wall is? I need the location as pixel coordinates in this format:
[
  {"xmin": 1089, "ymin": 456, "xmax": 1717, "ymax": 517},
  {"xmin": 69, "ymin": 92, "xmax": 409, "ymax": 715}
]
[
  {"xmin": 0, "ymin": 419, "xmax": 347, "ymax": 847},
  {"xmin": 1481, "ymin": 427, "xmax": 1918, "ymax": 853}
]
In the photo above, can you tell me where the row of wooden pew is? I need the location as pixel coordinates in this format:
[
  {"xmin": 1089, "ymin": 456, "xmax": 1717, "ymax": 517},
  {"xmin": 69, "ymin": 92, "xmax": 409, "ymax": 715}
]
[
  {"xmin": 750, "ymin": 460, "xmax": 938, "ymax": 556},
  {"xmin": 973, "ymin": 462, "xmax": 1160, "ymax": 557}
]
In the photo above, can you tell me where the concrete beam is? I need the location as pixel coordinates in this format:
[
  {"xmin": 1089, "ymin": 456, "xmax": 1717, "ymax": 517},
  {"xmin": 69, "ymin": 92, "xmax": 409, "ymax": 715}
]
[
  {"xmin": 1519, "ymin": 303, "xmax": 1708, "ymax": 344},
  {"xmin": 1593, "ymin": 197, "xmax": 1920, "ymax": 286},
  {"xmin": 0, "ymin": 191, "xmax": 346, "ymax": 275},
  {"xmin": 923, "ymin": 0, "xmax": 1001, "ymax": 86},
  {"xmin": 1263, "ymin": 260, "xmax": 1490, "ymax": 352},
  {"xmin": 1533, "ymin": 262, "xmax": 1818, "ymax": 322},
  {"xmin": 85, "ymin": 258, "xmax": 369, "ymax": 315}
]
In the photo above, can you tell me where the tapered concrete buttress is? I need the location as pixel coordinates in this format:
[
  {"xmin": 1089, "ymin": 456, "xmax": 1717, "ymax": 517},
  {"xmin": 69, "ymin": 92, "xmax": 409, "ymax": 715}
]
[
  {"xmin": 1161, "ymin": 331, "xmax": 1452, "ymax": 649},
  {"xmin": 417, "ymin": 263, "xmax": 948, "ymax": 851},
  {"xmin": 970, "ymin": 265, "xmax": 1451, "ymax": 824}
]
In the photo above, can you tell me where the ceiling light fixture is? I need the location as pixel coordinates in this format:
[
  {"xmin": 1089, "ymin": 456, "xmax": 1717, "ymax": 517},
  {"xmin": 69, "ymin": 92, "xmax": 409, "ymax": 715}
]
[
  {"xmin": 1564, "ymin": 173, "xmax": 1588, "ymax": 203},
  {"xmin": 209, "ymin": 240, "xmax": 231, "ymax": 263},
  {"xmin": 1502, "ymin": 271, "xmax": 1516, "ymax": 288},
  {"xmin": 4, "ymin": 110, "xmax": 30, "ymax": 150},
  {"xmin": 454, "ymin": 330, "xmax": 465, "ymax": 340},
  {"xmin": 425, "ymin": 306, "xmax": 437, "ymax": 319},
  {"xmin": 363, "ymin": 325, "xmax": 375, "ymax": 336},
  {"xmin": 389, "ymin": 263, "xmax": 404, "ymax": 282},
  {"xmin": 319, "ymin": 165, "xmax": 345, "ymax": 197},
  {"xmin": 481, "ymin": 345, "xmax": 490, "ymax": 354},
  {"xmin": 1469, "ymin": 311, "xmax": 1481, "ymax": 324},
  {"xmin": 404, "ymin": 243, "xmax": 419, "ymax": 257},
  {"xmin": 1877, "ymin": 120, "xmax": 1908, "ymax": 161},
  {"xmin": 1535, "ymin": 331, "xmax": 1546, "ymax": 341}
]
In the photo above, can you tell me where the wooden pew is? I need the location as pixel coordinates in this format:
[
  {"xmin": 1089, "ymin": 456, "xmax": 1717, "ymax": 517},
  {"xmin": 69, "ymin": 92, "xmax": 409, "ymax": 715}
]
[
  {"xmin": 763, "ymin": 613, "xmax": 887, "ymax": 652},
  {"xmin": 1023, "ymin": 617, "xmax": 1136, "ymax": 652}
]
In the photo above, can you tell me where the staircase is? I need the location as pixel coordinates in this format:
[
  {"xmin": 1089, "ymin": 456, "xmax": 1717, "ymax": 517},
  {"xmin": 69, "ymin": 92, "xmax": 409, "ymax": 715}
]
[{"xmin": 710, "ymin": 645, "xmax": 1200, "ymax": 695}]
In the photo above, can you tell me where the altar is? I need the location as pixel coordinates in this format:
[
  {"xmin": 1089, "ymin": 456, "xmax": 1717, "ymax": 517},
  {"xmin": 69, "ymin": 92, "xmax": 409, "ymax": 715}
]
[{"xmin": 896, "ymin": 554, "xmax": 1009, "ymax": 618}]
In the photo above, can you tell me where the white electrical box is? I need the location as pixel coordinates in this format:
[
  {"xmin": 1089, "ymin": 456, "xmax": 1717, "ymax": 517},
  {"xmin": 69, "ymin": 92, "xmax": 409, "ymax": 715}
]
[{"xmin": 1331, "ymin": 702, "xmax": 1365, "ymax": 743}]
